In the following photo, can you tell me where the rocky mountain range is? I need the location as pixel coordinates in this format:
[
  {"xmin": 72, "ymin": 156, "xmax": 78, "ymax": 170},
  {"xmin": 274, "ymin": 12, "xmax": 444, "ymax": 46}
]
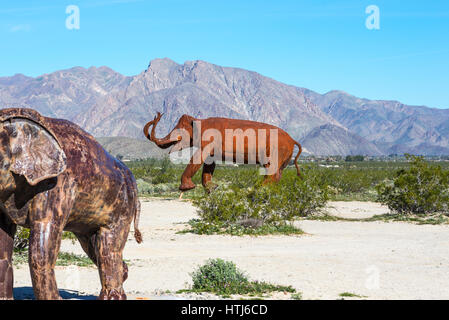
[{"xmin": 1, "ymin": 58, "xmax": 448, "ymax": 156}]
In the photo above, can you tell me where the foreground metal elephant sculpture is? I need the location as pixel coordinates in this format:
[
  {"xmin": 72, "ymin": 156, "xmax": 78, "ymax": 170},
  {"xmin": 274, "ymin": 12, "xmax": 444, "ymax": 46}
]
[
  {"xmin": 144, "ymin": 112, "xmax": 302, "ymax": 191},
  {"xmin": 0, "ymin": 108, "xmax": 142, "ymax": 300}
]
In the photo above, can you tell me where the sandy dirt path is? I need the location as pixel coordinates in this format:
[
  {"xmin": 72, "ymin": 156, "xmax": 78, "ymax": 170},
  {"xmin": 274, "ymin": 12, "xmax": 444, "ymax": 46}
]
[{"xmin": 12, "ymin": 199, "xmax": 449, "ymax": 300}]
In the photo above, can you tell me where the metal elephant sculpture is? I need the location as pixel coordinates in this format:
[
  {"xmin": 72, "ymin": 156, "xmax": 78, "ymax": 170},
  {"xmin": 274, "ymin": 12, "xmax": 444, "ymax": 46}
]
[
  {"xmin": 144, "ymin": 112, "xmax": 302, "ymax": 191},
  {"xmin": 0, "ymin": 108, "xmax": 142, "ymax": 300}
]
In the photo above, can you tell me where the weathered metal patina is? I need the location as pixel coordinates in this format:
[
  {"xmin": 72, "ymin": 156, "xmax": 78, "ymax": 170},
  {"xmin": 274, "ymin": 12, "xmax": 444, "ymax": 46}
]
[
  {"xmin": 143, "ymin": 112, "xmax": 302, "ymax": 191},
  {"xmin": 0, "ymin": 108, "xmax": 142, "ymax": 300}
]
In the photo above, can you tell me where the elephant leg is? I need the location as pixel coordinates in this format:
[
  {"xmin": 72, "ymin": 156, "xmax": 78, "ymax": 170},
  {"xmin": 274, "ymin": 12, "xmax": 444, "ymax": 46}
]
[
  {"xmin": 262, "ymin": 156, "xmax": 288, "ymax": 184},
  {"xmin": 0, "ymin": 214, "xmax": 16, "ymax": 300},
  {"xmin": 75, "ymin": 233, "xmax": 98, "ymax": 265},
  {"xmin": 95, "ymin": 224, "xmax": 129, "ymax": 300},
  {"xmin": 264, "ymin": 172, "xmax": 281, "ymax": 184},
  {"xmin": 28, "ymin": 177, "xmax": 74, "ymax": 300},
  {"xmin": 76, "ymin": 233, "xmax": 128, "ymax": 283},
  {"xmin": 180, "ymin": 152, "xmax": 204, "ymax": 191},
  {"xmin": 28, "ymin": 220, "xmax": 64, "ymax": 300},
  {"xmin": 202, "ymin": 162, "xmax": 217, "ymax": 191},
  {"xmin": 276, "ymin": 158, "xmax": 290, "ymax": 181},
  {"xmin": 262, "ymin": 162, "xmax": 277, "ymax": 185}
]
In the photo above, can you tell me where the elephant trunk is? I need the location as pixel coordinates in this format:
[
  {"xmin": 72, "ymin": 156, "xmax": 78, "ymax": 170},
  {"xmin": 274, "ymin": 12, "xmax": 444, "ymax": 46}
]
[{"xmin": 143, "ymin": 112, "xmax": 178, "ymax": 149}]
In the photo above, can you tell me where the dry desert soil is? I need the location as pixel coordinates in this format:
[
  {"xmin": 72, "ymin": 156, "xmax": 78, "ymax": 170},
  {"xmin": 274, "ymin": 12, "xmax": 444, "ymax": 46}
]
[{"xmin": 12, "ymin": 199, "xmax": 449, "ymax": 300}]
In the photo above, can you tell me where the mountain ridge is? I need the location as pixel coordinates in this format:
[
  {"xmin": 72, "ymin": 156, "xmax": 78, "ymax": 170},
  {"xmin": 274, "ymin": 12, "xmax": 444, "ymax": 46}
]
[{"xmin": 1, "ymin": 58, "xmax": 447, "ymax": 156}]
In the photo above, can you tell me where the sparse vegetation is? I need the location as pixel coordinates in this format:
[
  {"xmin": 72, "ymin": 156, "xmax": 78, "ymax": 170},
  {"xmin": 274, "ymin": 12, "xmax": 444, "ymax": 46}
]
[
  {"xmin": 13, "ymin": 228, "xmax": 91, "ymax": 267},
  {"xmin": 365, "ymin": 212, "xmax": 449, "ymax": 225},
  {"xmin": 129, "ymin": 157, "xmax": 442, "ymax": 202},
  {"xmin": 339, "ymin": 292, "xmax": 366, "ymax": 298},
  {"xmin": 128, "ymin": 156, "xmax": 449, "ymax": 227},
  {"xmin": 291, "ymin": 292, "xmax": 303, "ymax": 300},
  {"xmin": 13, "ymin": 249, "xmax": 94, "ymax": 267},
  {"xmin": 178, "ymin": 258, "xmax": 297, "ymax": 297},
  {"xmin": 179, "ymin": 219, "xmax": 303, "ymax": 236}
]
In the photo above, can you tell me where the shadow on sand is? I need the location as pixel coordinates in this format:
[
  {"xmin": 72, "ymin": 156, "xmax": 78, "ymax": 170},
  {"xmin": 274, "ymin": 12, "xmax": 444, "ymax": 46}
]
[{"xmin": 13, "ymin": 287, "xmax": 97, "ymax": 300}]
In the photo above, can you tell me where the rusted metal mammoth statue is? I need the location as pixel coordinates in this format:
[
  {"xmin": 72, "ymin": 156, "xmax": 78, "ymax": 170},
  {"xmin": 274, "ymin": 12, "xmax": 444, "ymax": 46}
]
[
  {"xmin": 0, "ymin": 108, "xmax": 142, "ymax": 300},
  {"xmin": 144, "ymin": 112, "xmax": 302, "ymax": 192}
]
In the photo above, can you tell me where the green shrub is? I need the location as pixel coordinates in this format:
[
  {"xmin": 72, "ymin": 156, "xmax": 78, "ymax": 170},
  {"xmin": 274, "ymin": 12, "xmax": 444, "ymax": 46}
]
[
  {"xmin": 183, "ymin": 258, "xmax": 296, "ymax": 296},
  {"xmin": 136, "ymin": 178, "xmax": 179, "ymax": 195},
  {"xmin": 127, "ymin": 156, "xmax": 449, "ymax": 202},
  {"xmin": 188, "ymin": 167, "xmax": 327, "ymax": 234},
  {"xmin": 376, "ymin": 155, "xmax": 449, "ymax": 215},
  {"xmin": 345, "ymin": 155, "xmax": 365, "ymax": 162},
  {"xmin": 193, "ymin": 168, "xmax": 328, "ymax": 227}
]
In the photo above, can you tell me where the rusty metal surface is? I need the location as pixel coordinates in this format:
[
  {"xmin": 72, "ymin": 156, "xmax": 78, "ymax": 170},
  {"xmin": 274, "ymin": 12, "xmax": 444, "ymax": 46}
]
[
  {"xmin": 144, "ymin": 112, "xmax": 302, "ymax": 191},
  {"xmin": 0, "ymin": 108, "xmax": 141, "ymax": 300}
]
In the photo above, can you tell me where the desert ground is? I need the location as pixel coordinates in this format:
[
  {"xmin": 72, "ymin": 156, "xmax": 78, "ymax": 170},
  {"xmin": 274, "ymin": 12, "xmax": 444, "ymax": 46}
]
[{"xmin": 13, "ymin": 199, "xmax": 449, "ymax": 300}]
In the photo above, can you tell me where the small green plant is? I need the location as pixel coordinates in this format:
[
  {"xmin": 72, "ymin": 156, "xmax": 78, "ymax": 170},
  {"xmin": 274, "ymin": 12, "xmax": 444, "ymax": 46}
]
[
  {"xmin": 376, "ymin": 155, "xmax": 449, "ymax": 215},
  {"xmin": 13, "ymin": 250, "xmax": 94, "ymax": 267},
  {"xmin": 339, "ymin": 292, "xmax": 366, "ymax": 298},
  {"xmin": 291, "ymin": 292, "xmax": 303, "ymax": 300},
  {"xmin": 55, "ymin": 252, "xmax": 94, "ymax": 267},
  {"xmin": 179, "ymin": 258, "xmax": 297, "ymax": 297},
  {"xmin": 62, "ymin": 231, "xmax": 77, "ymax": 243}
]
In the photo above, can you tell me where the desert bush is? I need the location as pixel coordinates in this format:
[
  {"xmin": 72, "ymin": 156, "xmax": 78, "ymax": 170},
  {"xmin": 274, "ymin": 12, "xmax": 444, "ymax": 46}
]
[
  {"xmin": 318, "ymin": 166, "xmax": 389, "ymax": 199},
  {"xmin": 345, "ymin": 155, "xmax": 364, "ymax": 162},
  {"xmin": 136, "ymin": 178, "xmax": 179, "ymax": 195},
  {"xmin": 182, "ymin": 258, "xmax": 296, "ymax": 296},
  {"xmin": 376, "ymin": 155, "xmax": 449, "ymax": 215},
  {"xmin": 129, "ymin": 156, "xmax": 444, "ymax": 202},
  {"xmin": 190, "ymin": 167, "xmax": 328, "ymax": 234}
]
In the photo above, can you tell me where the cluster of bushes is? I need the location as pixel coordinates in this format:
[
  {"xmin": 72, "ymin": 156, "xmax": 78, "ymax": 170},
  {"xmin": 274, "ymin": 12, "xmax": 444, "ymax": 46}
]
[
  {"xmin": 12, "ymin": 155, "xmax": 449, "ymax": 252},
  {"xmin": 129, "ymin": 156, "xmax": 449, "ymax": 234},
  {"xmin": 189, "ymin": 167, "xmax": 328, "ymax": 234},
  {"xmin": 345, "ymin": 155, "xmax": 365, "ymax": 162},
  {"xmin": 376, "ymin": 155, "xmax": 449, "ymax": 215},
  {"xmin": 319, "ymin": 167, "xmax": 389, "ymax": 200},
  {"xmin": 128, "ymin": 157, "xmax": 405, "ymax": 201}
]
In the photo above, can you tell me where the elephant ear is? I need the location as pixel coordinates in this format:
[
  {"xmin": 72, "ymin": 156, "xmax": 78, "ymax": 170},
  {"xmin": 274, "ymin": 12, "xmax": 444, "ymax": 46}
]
[{"xmin": 6, "ymin": 118, "xmax": 67, "ymax": 186}]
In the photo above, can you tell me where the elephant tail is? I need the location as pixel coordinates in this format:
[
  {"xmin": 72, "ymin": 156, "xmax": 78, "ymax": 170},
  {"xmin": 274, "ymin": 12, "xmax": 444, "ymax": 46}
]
[
  {"xmin": 294, "ymin": 141, "xmax": 302, "ymax": 178},
  {"xmin": 134, "ymin": 200, "xmax": 143, "ymax": 244}
]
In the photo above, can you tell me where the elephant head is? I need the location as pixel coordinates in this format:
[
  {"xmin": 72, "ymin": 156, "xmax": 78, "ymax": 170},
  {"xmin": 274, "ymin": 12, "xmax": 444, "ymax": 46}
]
[
  {"xmin": 143, "ymin": 112, "xmax": 196, "ymax": 151},
  {"xmin": 0, "ymin": 108, "xmax": 67, "ymax": 200}
]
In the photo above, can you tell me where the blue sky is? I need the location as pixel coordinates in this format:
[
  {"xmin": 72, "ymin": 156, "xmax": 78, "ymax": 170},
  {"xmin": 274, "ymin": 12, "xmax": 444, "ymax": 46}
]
[{"xmin": 1, "ymin": 0, "xmax": 448, "ymax": 108}]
